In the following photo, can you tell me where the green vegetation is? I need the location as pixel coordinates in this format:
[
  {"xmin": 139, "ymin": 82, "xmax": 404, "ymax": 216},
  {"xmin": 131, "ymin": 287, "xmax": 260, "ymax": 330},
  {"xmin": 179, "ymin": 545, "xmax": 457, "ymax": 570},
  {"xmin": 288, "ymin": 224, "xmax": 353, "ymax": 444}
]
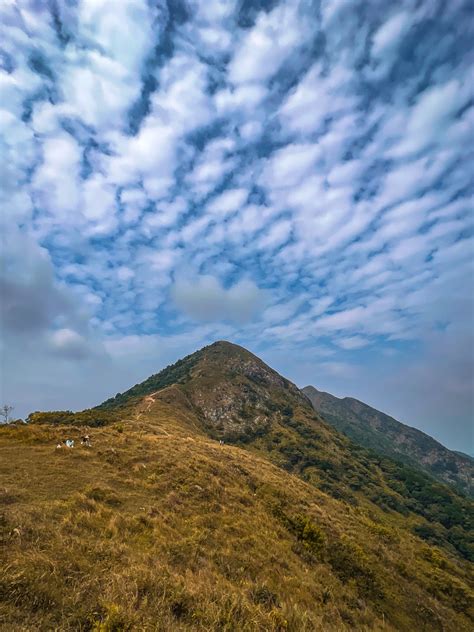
[
  {"xmin": 246, "ymin": 420, "xmax": 474, "ymax": 562},
  {"xmin": 97, "ymin": 349, "xmax": 202, "ymax": 410},
  {"xmin": 303, "ymin": 386, "xmax": 474, "ymax": 497},
  {"xmin": 27, "ymin": 408, "xmax": 120, "ymax": 427}
]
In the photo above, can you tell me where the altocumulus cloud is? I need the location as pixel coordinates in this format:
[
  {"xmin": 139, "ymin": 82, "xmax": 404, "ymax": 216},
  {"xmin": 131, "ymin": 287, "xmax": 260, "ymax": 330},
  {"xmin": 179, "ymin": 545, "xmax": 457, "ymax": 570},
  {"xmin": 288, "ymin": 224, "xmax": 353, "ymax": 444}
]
[{"xmin": 1, "ymin": 0, "xmax": 473, "ymax": 452}]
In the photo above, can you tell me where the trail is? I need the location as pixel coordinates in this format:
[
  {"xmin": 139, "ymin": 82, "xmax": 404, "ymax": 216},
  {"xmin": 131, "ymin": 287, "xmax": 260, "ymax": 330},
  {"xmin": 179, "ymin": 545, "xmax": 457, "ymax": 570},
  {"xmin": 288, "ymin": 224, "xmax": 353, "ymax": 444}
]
[{"xmin": 133, "ymin": 393, "xmax": 170, "ymax": 436}]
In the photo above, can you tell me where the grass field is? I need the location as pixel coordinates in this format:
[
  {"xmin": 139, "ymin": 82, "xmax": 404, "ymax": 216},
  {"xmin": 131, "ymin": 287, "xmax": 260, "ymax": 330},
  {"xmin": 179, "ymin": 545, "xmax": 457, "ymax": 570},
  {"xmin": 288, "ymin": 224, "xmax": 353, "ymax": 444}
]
[{"xmin": 1, "ymin": 404, "xmax": 473, "ymax": 631}]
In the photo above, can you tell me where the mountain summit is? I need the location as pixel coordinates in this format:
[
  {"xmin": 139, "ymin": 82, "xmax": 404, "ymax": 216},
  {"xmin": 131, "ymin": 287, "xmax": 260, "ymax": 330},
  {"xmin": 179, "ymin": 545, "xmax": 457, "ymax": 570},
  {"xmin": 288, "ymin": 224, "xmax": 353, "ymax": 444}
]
[
  {"xmin": 99, "ymin": 340, "xmax": 311, "ymax": 440},
  {"xmin": 3, "ymin": 341, "xmax": 474, "ymax": 631}
]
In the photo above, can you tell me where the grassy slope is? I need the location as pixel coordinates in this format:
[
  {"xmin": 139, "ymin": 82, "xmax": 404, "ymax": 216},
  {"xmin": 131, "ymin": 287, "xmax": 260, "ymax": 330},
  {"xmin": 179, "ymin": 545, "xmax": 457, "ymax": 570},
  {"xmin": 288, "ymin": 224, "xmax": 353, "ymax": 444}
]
[
  {"xmin": 2, "ymin": 342, "xmax": 473, "ymax": 630},
  {"xmin": 0, "ymin": 409, "xmax": 472, "ymax": 630},
  {"xmin": 145, "ymin": 344, "xmax": 473, "ymax": 564}
]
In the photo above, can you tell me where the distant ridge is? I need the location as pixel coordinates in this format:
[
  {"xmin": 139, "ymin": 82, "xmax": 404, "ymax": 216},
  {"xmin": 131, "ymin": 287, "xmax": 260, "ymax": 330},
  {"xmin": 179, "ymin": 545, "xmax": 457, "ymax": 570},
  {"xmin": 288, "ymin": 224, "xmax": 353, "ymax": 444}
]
[{"xmin": 303, "ymin": 385, "xmax": 473, "ymax": 497}]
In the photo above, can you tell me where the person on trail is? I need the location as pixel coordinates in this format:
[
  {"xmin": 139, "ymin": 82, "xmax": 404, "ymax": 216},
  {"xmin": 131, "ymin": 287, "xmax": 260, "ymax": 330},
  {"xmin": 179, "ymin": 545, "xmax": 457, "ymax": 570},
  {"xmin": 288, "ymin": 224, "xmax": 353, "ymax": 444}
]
[
  {"xmin": 81, "ymin": 435, "xmax": 90, "ymax": 447},
  {"xmin": 65, "ymin": 439, "xmax": 74, "ymax": 448}
]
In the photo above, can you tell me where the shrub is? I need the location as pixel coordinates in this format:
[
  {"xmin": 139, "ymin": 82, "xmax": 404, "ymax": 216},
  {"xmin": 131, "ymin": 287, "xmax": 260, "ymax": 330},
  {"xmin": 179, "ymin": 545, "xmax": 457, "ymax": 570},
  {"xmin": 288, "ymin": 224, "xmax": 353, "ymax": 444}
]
[
  {"xmin": 84, "ymin": 486, "xmax": 122, "ymax": 507},
  {"xmin": 328, "ymin": 537, "xmax": 383, "ymax": 599},
  {"xmin": 27, "ymin": 409, "xmax": 118, "ymax": 427},
  {"xmin": 274, "ymin": 508, "xmax": 326, "ymax": 559},
  {"xmin": 428, "ymin": 570, "xmax": 473, "ymax": 614},
  {"xmin": 250, "ymin": 585, "xmax": 280, "ymax": 609},
  {"xmin": 92, "ymin": 603, "xmax": 133, "ymax": 631}
]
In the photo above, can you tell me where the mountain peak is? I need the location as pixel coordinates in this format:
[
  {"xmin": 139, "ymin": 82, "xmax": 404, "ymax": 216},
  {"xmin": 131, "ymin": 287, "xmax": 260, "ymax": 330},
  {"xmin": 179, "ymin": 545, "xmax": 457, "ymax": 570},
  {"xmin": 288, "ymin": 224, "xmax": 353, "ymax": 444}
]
[
  {"xmin": 97, "ymin": 340, "xmax": 303, "ymax": 413},
  {"xmin": 209, "ymin": 339, "xmax": 243, "ymax": 350},
  {"xmin": 200, "ymin": 339, "xmax": 256, "ymax": 360}
]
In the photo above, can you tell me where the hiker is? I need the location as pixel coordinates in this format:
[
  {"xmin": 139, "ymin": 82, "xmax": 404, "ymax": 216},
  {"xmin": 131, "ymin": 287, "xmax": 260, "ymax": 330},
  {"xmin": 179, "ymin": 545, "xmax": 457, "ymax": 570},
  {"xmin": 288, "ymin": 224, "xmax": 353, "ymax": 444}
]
[
  {"xmin": 81, "ymin": 435, "xmax": 90, "ymax": 447},
  {"xmin": 56, "ymin": 443, "xmax": 62, "ymax": 449},
  {"xmin": 219, "ymin": 439, "xmax": 224, "ymax": 446},
  {"xmin": 65, "ymin": 439, "xmax": 74, "ymax": 448}
]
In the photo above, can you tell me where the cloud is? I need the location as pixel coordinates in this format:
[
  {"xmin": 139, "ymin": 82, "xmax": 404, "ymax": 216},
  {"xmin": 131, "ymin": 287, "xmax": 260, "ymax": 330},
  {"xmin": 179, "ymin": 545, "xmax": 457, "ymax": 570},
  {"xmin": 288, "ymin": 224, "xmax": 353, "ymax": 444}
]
[
  {"xmin": 390, "ymin": 79, "xmax": 470, "ymax": 157},
  {"xmin": 33, "ymin": 133, "xmax": 82, "ymax": 217},
  {"xmin": 0, "ymin": 227, "xmax": 74, "ymax": 336},
  {"xmin": 206, "ymin": 188, "xmax": 248, "ymax": 216},
  {"xmin": 228, "ymin": 3, "xmax": 306, "ymax": 84},
  {"xmin": 171, "ymin": 275, "xmax": 266, "ymax": 324},
  {"xmin": 261, "ymin": 143, "xmax": 322, "ymax": 191},
  {"xmin": 2, "ymin": 0, "xmax": 472, "ymax": 450},
  {"xmin": 279, "ymin": 62, "xmax": 357, "ymax": 136},
  {"xmin": 49, "ymin": 328, "xmax": 93, "ymax": 360},
  {"xmin": 371, "ymin": 11, "xmax": 412, "ymax": 64},
  {"xmin": 257, "ymin": 219, "xmax": 292, "ymax": 251},
  {"xmin": 336, "ymin": 336, "xmax": 370, "ymax": 350}
]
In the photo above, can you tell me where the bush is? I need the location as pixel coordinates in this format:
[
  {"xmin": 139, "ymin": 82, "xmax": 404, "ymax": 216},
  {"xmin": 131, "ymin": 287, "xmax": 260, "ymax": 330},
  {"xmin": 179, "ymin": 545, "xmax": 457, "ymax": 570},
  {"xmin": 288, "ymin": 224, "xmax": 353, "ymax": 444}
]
[
  {"xmin": 294, "ymin": 516, "xmax": 326, "ymax": 556},
  {"xmin": 428, "ymin": 570, "xmax": 473, "ymax": 614},
  {"xmin": 92, "ymin": 603, "xmax": 133, "ymax": 631},
  {"xmin": 27, "ymin": 409, "xmax": 118, "ymax": 427},
  {"xmin": 274, "ymin": 508, "xmax": 326, "ymax": 559},
  {"xmin": 250, "ymin": 585, "xmax": 280, "ymax": 609},
  {"xmin": 84, "ymin": 486, "xmax": 122, "ymax": 507},
  {"xmin": 328, "ymin": 537, "xmax": 383, "ymax": 599}
]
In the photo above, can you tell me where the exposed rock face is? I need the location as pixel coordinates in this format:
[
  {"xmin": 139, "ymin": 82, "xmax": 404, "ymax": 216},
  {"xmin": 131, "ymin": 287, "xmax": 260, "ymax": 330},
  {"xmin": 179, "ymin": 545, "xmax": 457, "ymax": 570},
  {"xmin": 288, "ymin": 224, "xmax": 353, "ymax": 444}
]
[
  {"xmin": 175, "ymin": 341, "xmax": 311, "ymax": 437},
  {"xmin": 303, "ymin": 385, "xmax": 474, "ymax": 497}
]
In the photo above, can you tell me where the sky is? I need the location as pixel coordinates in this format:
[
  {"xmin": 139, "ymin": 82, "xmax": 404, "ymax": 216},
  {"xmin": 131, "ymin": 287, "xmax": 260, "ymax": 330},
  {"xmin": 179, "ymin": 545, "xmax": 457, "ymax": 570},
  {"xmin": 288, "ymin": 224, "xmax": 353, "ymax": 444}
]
[{"xmin": 1, "ymin": 0, "xmax": 473, "ymax": 453}]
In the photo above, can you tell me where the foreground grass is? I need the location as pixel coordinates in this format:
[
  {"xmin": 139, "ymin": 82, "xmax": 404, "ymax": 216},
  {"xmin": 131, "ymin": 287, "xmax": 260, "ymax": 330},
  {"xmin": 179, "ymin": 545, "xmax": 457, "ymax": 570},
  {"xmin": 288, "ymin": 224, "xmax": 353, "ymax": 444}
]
[{"xmin": 1, "ymin": 417, "xmax": 473, "ymax": 631}]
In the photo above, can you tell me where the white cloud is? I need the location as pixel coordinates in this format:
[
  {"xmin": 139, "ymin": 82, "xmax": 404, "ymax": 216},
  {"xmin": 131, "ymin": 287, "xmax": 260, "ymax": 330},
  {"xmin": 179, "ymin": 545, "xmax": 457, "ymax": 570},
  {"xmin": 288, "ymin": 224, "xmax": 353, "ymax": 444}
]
[
  {"xmin": 371, "ymin": 12, "xmax": 412, "ymax": 62},
  {"xmin": 261, "ymin": 143, "xmax": 322, "ymax": 191},
  {"xmin": 336, "ymin": 335, "xmax": 369, "ymax": 350},
  {"xmin": 279, "ymin": 63, "xmax": 357, "ymax": 135},
  {"xmin": 49, "ymin": 328, "xmax": 90, "ymax": 358},
  {"xmin": 207, "ymin": 188, "xmax": 248, "ymax": 216},
  {"xmin": 58, "ymin": 0, "xmax": 158, "ymax": 128},
  {"xmin": 390, "ymin": 80, "xmax": 470, "ymax": 157},
  {"xmin": 33, "ymin": 133, "xmax": 81, "ymax": 217},
  {"xmin": 257, "ymin": 219, "xmax": 292, "ymax": 251},
  {"xmin": 315, "ymin": 306, "xmax": 366, "ymax": 332},
  {"xmin": 172, "ymin": 275, "xmax": 266, "ymax": 324},
  {"xmin": 229, "ymin": 4, "xmax": 306, "ymax": 84},
  {"xmin": 82, "ymin": 175, "xmax": 117, "ymax": 234},
  {"xmin": 215, "ymin": 83, "xmax": 267, "ymax": 113}
]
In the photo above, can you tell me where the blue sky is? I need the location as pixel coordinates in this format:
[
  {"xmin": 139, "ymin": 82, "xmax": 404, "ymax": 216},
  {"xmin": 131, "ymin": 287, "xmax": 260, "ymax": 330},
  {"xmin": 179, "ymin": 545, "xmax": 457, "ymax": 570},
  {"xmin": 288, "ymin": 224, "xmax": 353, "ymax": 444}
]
[{"xmin": 1, "ymin": 0, "xmax": 473, "ymax": 453}]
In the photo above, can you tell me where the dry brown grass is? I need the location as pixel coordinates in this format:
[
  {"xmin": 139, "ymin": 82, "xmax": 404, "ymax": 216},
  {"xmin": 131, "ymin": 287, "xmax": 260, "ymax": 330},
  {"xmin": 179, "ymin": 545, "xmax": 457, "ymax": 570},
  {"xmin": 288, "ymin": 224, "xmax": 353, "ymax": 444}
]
[{"xmin": 1, "ymin": 412, "xmax": 473, "ymax": 631}]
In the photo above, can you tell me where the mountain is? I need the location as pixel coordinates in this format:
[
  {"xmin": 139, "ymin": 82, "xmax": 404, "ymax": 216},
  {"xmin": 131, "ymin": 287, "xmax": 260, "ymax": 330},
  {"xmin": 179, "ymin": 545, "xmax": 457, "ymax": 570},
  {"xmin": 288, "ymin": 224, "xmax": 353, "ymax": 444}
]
[
  {"xmin": 302, "ymin": 385, "xmax": 473, "ymax": 497},
  {"xmin": 3, "ymin": 341, "xmax": 473, "ymax": 631}
]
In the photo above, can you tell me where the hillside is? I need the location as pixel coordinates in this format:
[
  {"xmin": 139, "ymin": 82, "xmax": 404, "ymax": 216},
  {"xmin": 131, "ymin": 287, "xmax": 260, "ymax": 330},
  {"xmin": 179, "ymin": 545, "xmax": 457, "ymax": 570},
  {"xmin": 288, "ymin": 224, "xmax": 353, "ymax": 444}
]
[
  {"xmin": 2, "ymin": 341, "xmax": 473, "ymax": 631},
  {"xmin": 302, "ymin": 386, "xmax": 473, "ymax": 497}
]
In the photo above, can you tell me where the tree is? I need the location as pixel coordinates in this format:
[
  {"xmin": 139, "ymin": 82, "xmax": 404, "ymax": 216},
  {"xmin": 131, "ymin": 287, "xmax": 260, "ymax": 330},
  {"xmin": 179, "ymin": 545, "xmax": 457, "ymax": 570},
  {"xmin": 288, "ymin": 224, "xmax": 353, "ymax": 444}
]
[{"xmin": 0, "ymin": 404, "xmax": 14, "ymax": 424}]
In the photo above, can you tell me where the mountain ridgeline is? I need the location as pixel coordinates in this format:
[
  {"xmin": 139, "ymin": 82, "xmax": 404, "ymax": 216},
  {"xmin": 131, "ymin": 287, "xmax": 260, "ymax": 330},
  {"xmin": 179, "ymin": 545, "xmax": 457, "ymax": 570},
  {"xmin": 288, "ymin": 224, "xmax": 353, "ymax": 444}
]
[
  {"xmin": 3, "ymin": 341, "xmax": 474, "ymax": 631},
  {"xmin": 302, "ymin": 385, "xmax": 473, "ymax": 497}
]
